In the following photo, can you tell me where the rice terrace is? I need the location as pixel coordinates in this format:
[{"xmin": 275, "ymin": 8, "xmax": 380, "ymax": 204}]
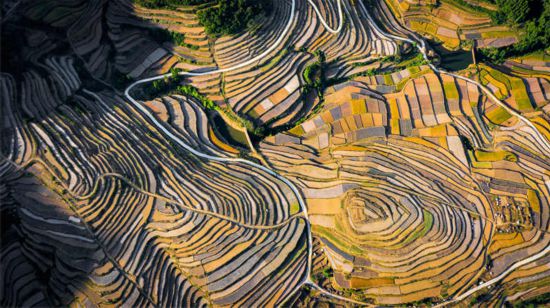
[{"xmin": 1, "ymin": 0, "xmax": 550, "ymax": 306}]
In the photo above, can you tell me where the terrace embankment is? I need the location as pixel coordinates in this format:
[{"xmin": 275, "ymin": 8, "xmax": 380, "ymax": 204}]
[
  {"xmin": 1, "ymin": 0, "xmax": 312, "ymax": 304},
  {"xmin": 261, "ymin": 62, "xmax": 550, "ymax": 304},
  {"xmin": 2, "ymin": 57, "xmax": 310, "ymax": 304},
  {"xmin": 133, "ymin": 0, "xmax": 404, "ymax": 132},
  {"xmin": 2, "ymin": 0, "xmax": 550, "ymax": 306},
  {"xmin": 382, "ymin": 0, "xmax": 518, "ymax": 50}
]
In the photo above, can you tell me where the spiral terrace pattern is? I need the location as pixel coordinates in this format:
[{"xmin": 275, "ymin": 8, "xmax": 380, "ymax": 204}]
[
  {"xmin": 2, "ymin": 73, "xmax": 309, "ymax": 305},
  {"xmin": 2, "ymin": 0, "xmax": 550, "ymax": 306}
]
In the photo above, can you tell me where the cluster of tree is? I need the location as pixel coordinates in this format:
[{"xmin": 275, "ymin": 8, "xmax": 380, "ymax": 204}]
[
  {"xmin": 140, "ymin": 67, "xmax": 218, "ymax": 110},
  {"xmin": 479, "ymin": 0, "xmax": 549, "ymax": 62},
  {"xmin": 149, "ymin": 27, "xmax": 184, "ymax": 45},
  {"xmin": 261, "ymin": 49, "xmax": 327, "ymax": 137},
  {"xmin": 134, "ymin": 0, "xmax": 270, "ymax": 36},
  {"xmin": 302, "ymin": 50, "xmax": 326, "ymax": 91},
  {"xmin": 174, "ymin": 84, "xmax": 216, "ymax": 109},
  {"xmin": 141, "ymin": 67, "xmax": 182, "ymax": 99},
  {"xmin": 490, "ymin": 0, "xmax": 543, "ymax": 25},
  {"xmin": 197, "ymin": 0, "xmax": 270, "ymax": 36},
  {"xmin": 354, "ymin": 52, "xmax": 427, "ymax": 78},
  {"xmin": 148, "ymin": 27, "xmax": 200, "ymax": 50},
  {"xmin": 437, "ymin": 0, "xmax": 542, "ymax": 27}
]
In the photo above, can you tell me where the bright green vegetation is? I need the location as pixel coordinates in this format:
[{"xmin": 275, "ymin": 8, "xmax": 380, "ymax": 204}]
[
  {"xmin": 479, "ymin": 0, "xmax": 549, "ymax": 62},
  {"xmin": 480, "ymin": 70, "xmax": 509, "ymax": 99},
  {"xmin": 408, "ymin": 66, "xmax": 421, "ymax": 74},
  {"xmin": 321, "ymin": 266, "xmax": 334, "ymax": 279},
  {"xmin": 140, "ymin": 68, "xmax": 183, "ymax": 99},
  {"xmin": 509, "ymin": 78, "xmax": 533, "ymax": 110},
  {"xmin": 384, "ymin": 74, "xmax": 395, "ymax": 85},
  {"xmin": 485, "ymin": 106, "xmax": 513, "ymax": 125},
  {"xmin": 139, "ymin": 69, "xmax": 263, "ymax": 145},
  {"xmin": 339, "ymin": 52, "xmax": 429, "ymax": 91},
  {"xmin": 312, "ymin": 225, "xmax": 363, "ymax": 255},
  {"xmin": 443, "ymin": 81, "xmax": 460, "ymax": 100},
  {"xmin": 468, "ymin": 150, "xmax": 493, "ymax": 168},
  {"xmin": 303, "ymin": 63, "xmax": 322, "ymax": 86},
  {"xmin": 263, "ymin": 49, "xmax": 327, "ymax": 136},
  {"xmin": 373, "ymin": 52, "xmax": 426, "ymax": 74},
  {"xmin": 393, "ymin": 65, "xmax": 432, "ymax": 91},
  {"xmin": 303, "ymin": 50, "xmax": 326, "ymax": 90},
  {"xmin": 482, "ymin": 66, "xmax": 512, "ymax": 88},
  {"xmin": 139, "ymin": 68, "xmax": 216, "ymax": 110},
  {"xmin": 394, "ymin": 52, "xmax": 428, "ymax": 69},
  {"xmin": 289, "ymin": 203, "xmax": 301, "ymax": 215},
  {"xmin": 474, "ymin": 150, "xmax": 518, "ymax": 162},
  {"xmin": 402, "ymin": 210, "xmax": 433, "ymax": 246},
  {"xmin": 479, "ymin": 65, "xmax": 534, "ymax": 111},
  {"xmin": 197, "ymin": 0, "xmax": 271, "ymax": 36},
  {"xmin": 175, "ymin": 85, "xmax": 216, "ymax": 109},
  {"xmin": 221, "ymin": 106, "xmax": 264, "ymax": 137},
  {"xmin": 492, "ymin": 0, "xmax": 538, "ymax": 25},
  {"xmin": 134, "ymin": 0, "xmax": 270, "ymax": 36},
  {"xmin": 519, "ymin": 50, "xmax": 550, "ymax": 61},
  {"xmin": 294, "ymin": 50, "xmax": 328, "ymax": 122}
]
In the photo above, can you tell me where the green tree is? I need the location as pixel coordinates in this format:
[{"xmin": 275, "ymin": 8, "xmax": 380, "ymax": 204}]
[
  {"xmin": 170, "ymin": 67, "xmax": 182, "ymax": 83},
  {"xmin": 480, "ymin": 0, "xmax": 549, "ymax": 61},
  {"xmin": 198, "ymin": 0, "xmax": 270, "ymax": 36},
  {"xmin": 495, "ymin": 0, "xmax": 532, "ymax": 24}
]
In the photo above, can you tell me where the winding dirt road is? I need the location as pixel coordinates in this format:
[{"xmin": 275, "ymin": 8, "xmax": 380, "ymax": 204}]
[{"xmin": 123, "ymin": 0, "xmax": 549, "ymax": 305}]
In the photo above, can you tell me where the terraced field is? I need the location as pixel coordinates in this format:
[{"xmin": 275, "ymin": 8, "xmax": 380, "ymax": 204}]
[
  {"xmin": 1, "ymin": 0, "xmax": 549, "ymax": 307},
  {"xmin": 383, "ymin": 0, "xmax": 518, "ymax": 49}
]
